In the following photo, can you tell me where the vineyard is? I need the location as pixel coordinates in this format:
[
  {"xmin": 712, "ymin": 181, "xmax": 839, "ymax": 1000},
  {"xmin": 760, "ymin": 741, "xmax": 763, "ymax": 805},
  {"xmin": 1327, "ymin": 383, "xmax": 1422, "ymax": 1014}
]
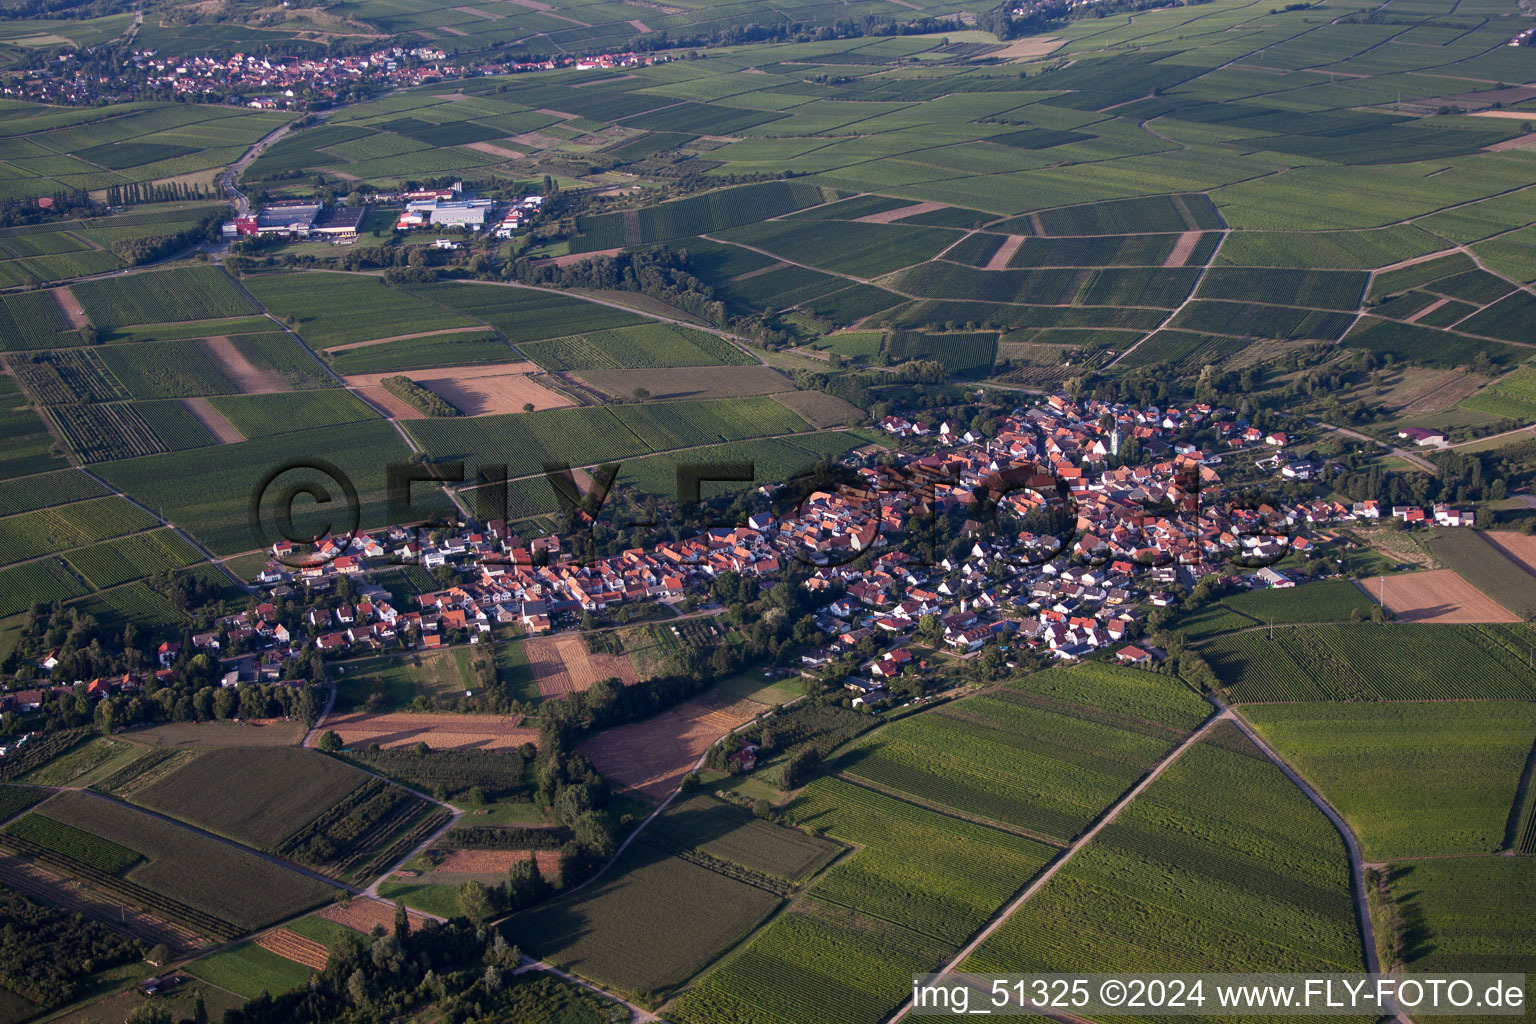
[
  {"xmin": 963, "ymin": 723, "xmax": 1362, "ymax": 979},
  {"xmin": 64, "ymin": 529, "xmax": 203, "ymax": 588},
  {"xmin": 134, "ymin": 399, "xmax": 218, "ymax": 450},
  {"xmin": 1174, "ymin": 579, "xmax": 1379, "ymax": 641},
  {"xmin": 0, "ymin": 729, "xmax": 91, "ymax": 783},
  {"xmin": 340, "ymin": 747, "xmax": 532, "ymax": 802},
  {"xmin": 511, "ymin": 840, "xmax": 784, "ymax": 995},
  {"xmin": 130, "ymin": 747, "xmax": 369, "ymax": 849},
  {"xmin": 98, "ymin": 340, "xmax": 239, "ymax": 399},
  {"xmin": 787, "ymin": 777, "xmax": 1054, "ymax": 945},
  {"xmin": 0, "ymin": 495, "xmax": 157, "ymax": 566},
  {"xmin": 72, "ymin": 266, "xmax": 256, "ymax": 327},
  {"xmin": 49, "ymin": 402, "xmax": 168, "ymax": 462},
  {"xmin": 29, "ymin": 790, "xmax": 339, "ymax": 933},
  {"xmin": 645, "ymin": 794, "xmax": 840, "ymax": 883},
  {"xmin": 671, "ymin": 899, "xmax": 947, "ymax": 1024},
  {"xmin": 4, "ymin": 812, "xmax": 144, "ymax": 874},
  {"xmin": 1421, "ymin": 530, "xmax": 1536, "ymax": 620},
  {"xmin": 1242, "ymin": 701, "xmax": 1536, "ymax": 860},
  {"xmin": 243, "ymin": 272, "xmax": 479, "ymax": 348},
  {"xmin": 275, "ymin": 775, "xmax": 450, "ymax": 884},
  {"xmin": 11, "ymin": 348, "xmax": 125, "ymax": 403},
  {"xmin": 209, "ymin": 390, "xmax": 379, "ymax": 439},
  {"xmin": 834, "ymin": 693, "xmax": 1183, "ymax": 843},
  {"xmin": 1204, "ymin": 623, "xmax": 1536, "ymax": 702},
  {"xmin": 0, "ymin": 558, "xmax": 87, "ymax": 618},
  {"xmin": 522, "ymin": 324, "xmax": 752, "ymax": 371},
  {"xmin": 0, "ymin": 469, "xmax": 106, "ymax": 516}
]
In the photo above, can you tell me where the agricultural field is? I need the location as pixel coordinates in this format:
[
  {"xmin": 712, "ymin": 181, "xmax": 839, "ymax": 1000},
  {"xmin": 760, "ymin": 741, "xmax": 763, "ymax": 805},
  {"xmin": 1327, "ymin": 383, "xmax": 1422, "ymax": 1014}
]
[
  {"xmin": 832, "ymin": 686, "xmax": 1197, "ymax": 843},
  {"xmin": 125, "ymin": 747, "xmax": 370, "ymax": 850},
  {"xmin": 1420, "ymin": 529, "xmax": 1536, "ymax": 619},
  {"xmin": 242, "ymin": 272, "xmax": 481, "ymax": 348},
  {"xmin": 71, "ymin": 266, "xmax": 257, "ymax": 327},
  {"xmin": 1175, "ymin": 579, "xmax": 1380, "ymax": 640},
  {"xmin": 1242, "ymin": 702, "xmax": 1536, "ymax": 860},
  {"xmin": 509, "ymin": 840, "xmax": 784, "ymax": 997},
  {"xmin": 520, "ymin": 323, "xmax": 754, "ymax": 371},
  {"xmin": 2, "ymin": 790, "xmax": 336, "ymax": 936},
  {"xmin": 962, "ymin": 723, "xmax": 1363, "ymax": 978},
  {"xmin": 1202, "ymin": 623, "xmax": 1536, "ymax": 702}
]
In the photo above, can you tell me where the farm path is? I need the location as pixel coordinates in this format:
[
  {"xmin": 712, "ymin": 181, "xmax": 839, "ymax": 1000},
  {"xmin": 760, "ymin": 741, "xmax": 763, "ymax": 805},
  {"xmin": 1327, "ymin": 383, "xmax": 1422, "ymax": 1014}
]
[
  {"xmin": 514, "ymin": 957, "xmax": 661, "ymax": 1023},
  {"xmin": 76, "ymin": 464, "xmax": 253, "ymax": 594},
  {"xmin": 361, "ymin": 803, "xmax": 463, "ymax": 899},
  {"xmin": 1226, "ymin": 708, "xmax": 1412, "ymax": 1024},
  {"xmin": 46, "ymin": 785, "xmax": 364, "ymax": 894},
  {"xmin": 1312, "ymin": 419, "xmax": 1438, "ymax": 472},
  {"xmin": 887, "ymin": 707, "xmax": 1227, "ymax": 1023},
  {"xmin": 1104, "ymin": 225, "xmax": 1230, "ymax": 369}
]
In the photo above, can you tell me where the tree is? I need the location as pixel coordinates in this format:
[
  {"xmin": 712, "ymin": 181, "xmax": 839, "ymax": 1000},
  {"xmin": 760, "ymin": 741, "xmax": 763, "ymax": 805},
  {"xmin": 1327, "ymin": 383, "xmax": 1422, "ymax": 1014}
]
[
  {"xmin": 778, "ymin": 748, "xmax": 820, "ymax": 789},
  {"xmin": 146, "ymin": 942, "xmax": 170, "ymax": 966},
  {"xmin": 393, "ymin": 900, "xmax": 411, "ymax": 940},
  {"xmin": 458, "ymin": 880, "xmax": 491, "ymax": 926},
  {"xmin": 316, "ymin": 730, "xmax": 343, "ymax": 752},
  {"xmin": 126, "ymin": 1005, "xmax": 171, "ymax": 1024},
  {"xmin": 632, "ymin": 387, "xmax": 650, "ymax": 402}
]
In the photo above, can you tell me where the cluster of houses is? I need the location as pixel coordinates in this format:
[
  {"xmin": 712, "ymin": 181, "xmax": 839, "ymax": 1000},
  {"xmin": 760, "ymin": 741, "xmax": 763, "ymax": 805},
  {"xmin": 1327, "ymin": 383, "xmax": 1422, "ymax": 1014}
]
[
  {"xmin": 6, "ymin": 391, "xmax": 1480, "ymax": 714},
  {"xmin": 3, "ymin": 45, "xmax": 671, "ymax": 108}
]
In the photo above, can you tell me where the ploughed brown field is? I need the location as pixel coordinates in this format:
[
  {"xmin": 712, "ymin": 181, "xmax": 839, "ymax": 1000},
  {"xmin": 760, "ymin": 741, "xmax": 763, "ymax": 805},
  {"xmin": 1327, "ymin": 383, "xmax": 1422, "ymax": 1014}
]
[
  {"xmin": 317, "ymin": 896, "xmax": 437, "ymax": 933},
  {"xmin": 1359, "ymin": 568, "xmax": 1520, "ymax": 623},
  {"xmin": 579, "ymin": 694, "xmax": 765, "ymax": 799},
  {"xmin": 321, "ymin": 711, "xmax": 537, "ymax": 751},
  {"xmin": 524, "ymin": 635, "xmax": 640, "ymax": 698}
]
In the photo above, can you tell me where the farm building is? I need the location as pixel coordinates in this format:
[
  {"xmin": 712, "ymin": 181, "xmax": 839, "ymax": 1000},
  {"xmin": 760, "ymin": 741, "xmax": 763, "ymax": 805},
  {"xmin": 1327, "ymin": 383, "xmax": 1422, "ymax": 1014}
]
[
  {"xmin": 251, "ymin": 200, "xmax": 322, "ymax": 236},
  {"xmin": 429, "ymin": 201, "xmax": 491, "ymax": 229},
  {"xmin": 312, "ymin": 205, "xmax": 368, "ymax": 238}
]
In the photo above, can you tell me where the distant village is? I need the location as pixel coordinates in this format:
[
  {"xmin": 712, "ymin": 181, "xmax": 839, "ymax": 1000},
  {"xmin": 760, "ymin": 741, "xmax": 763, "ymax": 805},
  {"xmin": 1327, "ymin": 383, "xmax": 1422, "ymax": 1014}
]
[
  {"xmin": 5, "ymin": 391, "xmax": 1477, "ymax": 715},
  {"xmin": 4, "ymin": 45, "xmax": 672, "ymax": 108}
]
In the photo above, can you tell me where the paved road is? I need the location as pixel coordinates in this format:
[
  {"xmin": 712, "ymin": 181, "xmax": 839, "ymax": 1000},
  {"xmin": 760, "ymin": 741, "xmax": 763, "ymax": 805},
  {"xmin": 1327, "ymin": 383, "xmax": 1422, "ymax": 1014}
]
[
  {"xmin": 221, "ymin": 114, "xmax": 330, "ymax": 217},
  {"xmin": 1315, "ymin": 419, "xmax": 1438, "ymax": 472}
]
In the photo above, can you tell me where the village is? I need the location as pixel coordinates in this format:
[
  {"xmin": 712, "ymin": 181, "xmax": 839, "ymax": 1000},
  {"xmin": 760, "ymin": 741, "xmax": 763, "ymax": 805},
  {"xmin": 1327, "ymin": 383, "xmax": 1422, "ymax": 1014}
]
[
  {"xmin": 6, "ymin": 390, "xmax": 1477, "ymax": 717},
  {"xmin": 2, "ymin": 45, "xmax": 670, "ymax": 107}
]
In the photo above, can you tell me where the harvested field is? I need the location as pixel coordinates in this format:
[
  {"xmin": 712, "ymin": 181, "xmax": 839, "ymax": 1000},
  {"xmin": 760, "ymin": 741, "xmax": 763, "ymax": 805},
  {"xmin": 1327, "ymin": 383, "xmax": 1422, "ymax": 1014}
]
[
  {"xmin": 985, "ymin": 235, "xmax": 1026, "ymax": 270},
  {"xmin": 1483, "ymin": 532, "xmax": 1536, "ymax": 579},
  {"xmin": 317, "ymin": 895, "xmax": 436, "ymax": 933},
  {"xmin": 320, "ymin": 711, "xmax": 538, "ymax": 751},
  {"xmin": 0, "ymin": 849, "xmax": 204, "ymax": 951},
  {"xmin": 994, "ymin": 35, "xmax": 1063, "ymax": 58},
  {"xmin": 51, "ymin": 286, "xmax": 87, "ymax": 329},
  {"xmin": 256, "ymin": 927, "xmax": 328, "ymax": 970},
  {"xmin": 1163, "ymin": 230, "xmax": 1202, "ymax": 268},
  {"xmin": 574, "ymin": 365, "xmax": 792, "ymax": 401},
  {"xmin": 343, "ymin": 362, "xmax": 571, "ymax": 418},
  {"xmin": 1483, "ymin": 133, "xmax": 1536, "ymax": 152},
  {"xmin": 126, "ymin": 719, "xmax": 307, "ymax": 747},
  {"xmin": 206, "ymin": 336, "xmax": 285, "ymax": 394},
  {"xmin": 465, "ymin": 141, "xmax": 525, "ymax": 160},
  {"xmin": 579, "ymin": 694, "xmax": 764, "ymax": 799},
  {"xmin": 1358, "ymin": 569, "xmax": 1519, "ymax": 623},
  {"xmin": 454, "ymin": 4, "xmax": 503, "ymax": 16},
  {"xmin": 428, "ymin": 847, "xmax": 561, "ymax": 877},
  {"xmin": 525, "ymin": 635, "xmax": 641, "ymax": 699},
  {"xmin": 854, "ymin": 201, "xmax": 946, "ymax": 224},
  {"xmin": 543, "ymin": 247, "xmax": 622, "ymax": 267},
  {"xmin": 629, "ymin": 18, "xmax": 651, "ymax": 31},
  {"xmin": 1469, "ymin": 110, "xmax": 1536, "ymax": 120},
  {"xmin": 182, "ymin": 397, "xmax": 243, "ymax": 443}
]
